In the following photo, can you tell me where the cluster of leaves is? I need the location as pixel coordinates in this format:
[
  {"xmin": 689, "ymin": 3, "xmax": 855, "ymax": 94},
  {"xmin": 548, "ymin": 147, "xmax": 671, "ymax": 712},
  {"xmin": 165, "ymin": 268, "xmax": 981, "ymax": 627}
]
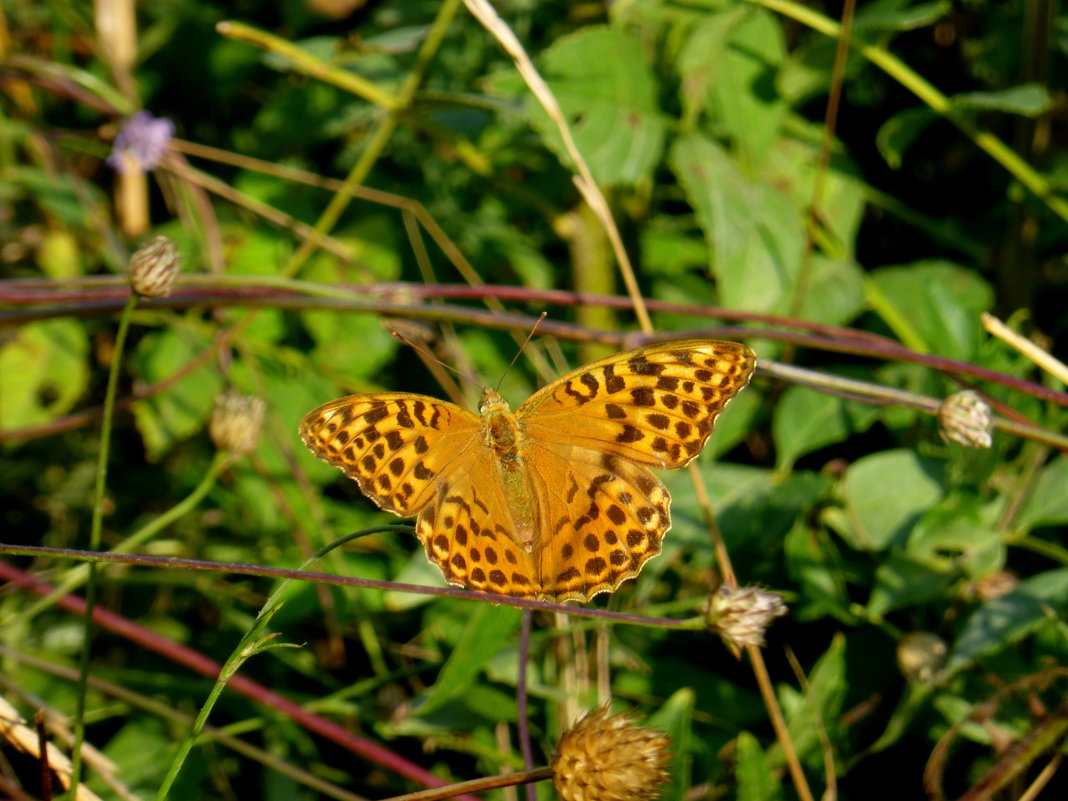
[{"xmin": 1, "ymin": 1, "xmax": 1067, "ymax": 800}]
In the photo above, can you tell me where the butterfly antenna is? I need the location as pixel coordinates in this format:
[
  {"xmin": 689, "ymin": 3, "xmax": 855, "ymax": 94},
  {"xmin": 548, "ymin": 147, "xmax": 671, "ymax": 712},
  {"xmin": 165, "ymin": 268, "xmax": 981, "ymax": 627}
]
[
  {"xmin": 391, "ymin": 331, "xmax": 477, "ymax": 384},
  {"xmin": 496, "ymin": 312, "xmax": 548, "ymax": 391}
]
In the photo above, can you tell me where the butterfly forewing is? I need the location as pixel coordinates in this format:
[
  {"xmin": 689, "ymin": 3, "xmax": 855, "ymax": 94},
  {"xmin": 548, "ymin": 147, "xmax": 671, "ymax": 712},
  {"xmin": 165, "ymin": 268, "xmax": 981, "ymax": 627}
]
[
  {"xmin": 517, "ymin": 340, "xmax": 756, "ymax": 469},
  {"xmin": 299, "ymin": 393, "xmax": 480, "ymax": 517}
]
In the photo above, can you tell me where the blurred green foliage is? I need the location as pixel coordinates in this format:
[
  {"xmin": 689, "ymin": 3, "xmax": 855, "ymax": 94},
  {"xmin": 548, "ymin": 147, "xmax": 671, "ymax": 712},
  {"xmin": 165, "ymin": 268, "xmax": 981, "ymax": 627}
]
[{"xmin": 1, "ymin": 1, "xmax": 1067, "ymax": 800}]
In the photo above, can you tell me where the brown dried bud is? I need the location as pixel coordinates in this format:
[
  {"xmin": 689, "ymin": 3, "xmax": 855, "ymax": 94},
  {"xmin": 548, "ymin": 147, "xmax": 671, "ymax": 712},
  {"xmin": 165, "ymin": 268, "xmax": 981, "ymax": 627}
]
[
  {"xmin": 938, "ymin": 390, "xmax": 992, "ymax": 448},
  {"xmin": 210, "ymin": 390, "xmax": 266, "ymax": 457},
  {"xmin": 129, "ymin": 236, "xmax": 180, "ymax": 297},
  {"xmin": 897, "ymin": 631, "xmax": 947, "ymax": 683},
  {"xmin": 968, "ymin": 570, "xmax": 1018, "ymax": 602},
  {"xmin": 551, "ymin": 706, "xmax": 670, "ymax": 801},
  {"xmin": 707, "ymin": 585, "xmax": 787, "ymax": 654}
]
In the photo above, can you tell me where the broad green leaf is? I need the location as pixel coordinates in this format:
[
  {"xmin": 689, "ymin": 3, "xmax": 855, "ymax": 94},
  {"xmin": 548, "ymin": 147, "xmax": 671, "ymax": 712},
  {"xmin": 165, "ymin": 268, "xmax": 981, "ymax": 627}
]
[
  {"xmin": 37, "ymin": 229, "xmax": 82, "ymax": 278},
  {"xmin": 951, "ymin": 84, "xmax": 1053, "ymax": 117},
  {"xmin": 867, "ymin": 551, "xmax": 954, "ymax": 617},
  {"xmin": 669, "ymin": 463, "xmax": 831, "ymax": 553},
  {"xmin": 736, "ymin": 731, "xmax": 784, "ymax": 801},
  {"xmin": 641, "ymin": 224, "xmax": 709, "ymax": 278},
  {"xmin": 946, "ymin": 568, "xmax": 1068, "ymax": 674},
  {"xmin": 103, "ymin": 717, "xmax": 186, "ymax": 796},
  {"xmin": 783, "ymin": 632, "xmax": 846, "ymax": 767},
  {"xmin": 131, "ymin": 330, "xmax": 222, "ymax": 459},
  {"xmin": 876, "ymin": 106, "xmax": 937, "ymax": 169},
  {"xmin": 0, "ymin": 319, "xmax": 89, "ymax": 430},
  {"xmin": 649, "ymin": 688, "xmax": 695, "ymax": 801},
  {"xmin": 867, "ymin": 262, "xmax": 993, "ymax": 358},
  {"xmin": 707, "ymin": 386, "xmax": 761, "ymax": 459},
  {"xmin": 784, "ymin": 521, "xmax": 853, "ymax": 622},
  {"xmin": 510, "ymin": 26, "xmax": 666, "ymax": 186},
  {"xmin": 384, "ymin": 550, "xmax": 450, "ymax": 612},
  {"xmin": 671, "ymin": 133, "xmax": 804, "ymax": 313},
  {"xmin": 412, "ymin": 603, "xmax": 522, "ymax": 715},
  {"xmin": 773, "ymin": 384, "xmax": 877, "ymax": 471},
  {"xmin": 1016, "ymin": 456, "xmax": 1068, "ymax": 529},
  {"xmin": 855, "ymin": 0, "xmax": 951, "ymax": 31},
  {"xmin": 680, "ymin": 9, "xmax": 787, "ymax": 165},
  {"xmin": 907, "ymin": 508, "xmax": 1005, "ymax": 577},
  {"xmin": 796, "ymin": 257, "xmax": 866, "ymax": 326},
  {"xmin": 300, "ymin": 247, "xmax": 398, "ymax": 384},
  {"xmin": 836, "ymin": 450, "xmax": 944, "ymax": 550},
  {"xmin": 764, "ymin": 133, "xmax": 867, "ymax": 262}
]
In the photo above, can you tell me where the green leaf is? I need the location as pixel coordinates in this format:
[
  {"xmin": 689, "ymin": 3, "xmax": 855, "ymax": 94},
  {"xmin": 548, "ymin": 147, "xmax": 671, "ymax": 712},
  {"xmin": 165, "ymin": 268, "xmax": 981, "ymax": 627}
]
[
  {"xmin": 773, "ymin": 384, "xmax": 877, "ymax": 471},
  {"xmin": 783, "ymin": 632, "xmax": 846, "ymax": 767},
  {"xmin": 796, "ymin": 257, "xmax": 866, "ymax": 326},
  {"xmin": 0, "ymin": 319, "xmax": 89, "ymax": 431},
  {"xmin": 867, "ymin": 261, "xmax": 994, "ymax": 358},
  {"xmin": 671, "ymin": 133, "xmax": 804, "ymax": 313},
  {"xmin": 1016, "ymin": 456, "xmax": 1068, "ymax": 529},
  {"xmin": 836, "ymin": 449, "xmax": 944, "ymax": 551},
  {"xmin": 669, "ymin": 464, "xmax": 831, "ymax": 553},
  {"xmin": 36, "ymin": 229, "xmax": 83, "ymax": 279},
  {"xmin": 131, "ymin": 330, "xmax": 222, "ymax": 460},
  {"xmin": 876, "ymin": 106, "xmax": 937, "ymax": 169},
  {"xmin": 855, "ymin": 0, "xmax": 951, "ymax": 31},
  {"xmin": 707, "ymin": 386, "xmax": 761, "ymax": 459},
  {"xmin": 681, "ymin": 9, "xmax": 788, "ymax": 165},
  {"xmin": 649, "ymin": 688, "xmax": 695, "ymax": 801},
  {"xmin": 867, "ymin": 551, "xmax": 954, "ymax": 617},
  {"xmin": 784, "ymin": 521, "xmax": 854, "ymax": 622},
  {"xmin": 946, "ymin": 568, "xmax": 1068, "ymax": 674},
  {"xmin": 951, "ymin": 84, "xmax": 1053, "ymax": 117},
  {"xmin": 412, "ymin": 603, "xmax": 522, "ymax": 716},
  {"xmin": 513, "ymin": 26, "xmax": 666, "ymax": 187},
  {"xmin": 764, "ymin": 133, "xmax": 867, "ymax": 262},
  {"xmin": 736, "ymin": 731, "xmax": 784, "ymax": 801}
]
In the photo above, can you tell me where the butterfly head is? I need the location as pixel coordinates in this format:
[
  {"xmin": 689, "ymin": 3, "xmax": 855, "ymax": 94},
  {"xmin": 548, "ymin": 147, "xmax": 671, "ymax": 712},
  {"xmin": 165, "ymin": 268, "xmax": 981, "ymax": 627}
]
[{"xmin": 478, "ymin": 387, "xmax": 511, "ymax": 416}]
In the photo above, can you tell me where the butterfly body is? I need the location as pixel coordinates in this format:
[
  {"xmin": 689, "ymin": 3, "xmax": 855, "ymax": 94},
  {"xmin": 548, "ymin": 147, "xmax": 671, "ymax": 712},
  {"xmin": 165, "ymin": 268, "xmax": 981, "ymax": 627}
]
[
  {"xmin": 300, "ymin": 339, "xmax": 756, "ymax": 603},
  {"xmin": 480, "ymin": 389, "xmax": 537, "ymax": 549}
]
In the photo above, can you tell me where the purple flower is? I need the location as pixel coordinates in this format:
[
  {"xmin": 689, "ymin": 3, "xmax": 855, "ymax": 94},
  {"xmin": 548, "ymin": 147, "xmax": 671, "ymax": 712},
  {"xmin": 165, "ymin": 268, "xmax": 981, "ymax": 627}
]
[{"xmin": 108, "ymin": 111, "xmax": 175, "ymax": 173}]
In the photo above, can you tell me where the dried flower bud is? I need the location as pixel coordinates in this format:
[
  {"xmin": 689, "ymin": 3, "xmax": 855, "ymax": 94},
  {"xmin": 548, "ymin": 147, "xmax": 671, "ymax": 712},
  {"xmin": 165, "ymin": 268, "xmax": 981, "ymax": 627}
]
[
  {"xmin": 969, "ymin": 570, "xmax": 1018, "ymax": 602},
  {"xmin": 938, "ymin": 390, "xmax": 993, "ymax": 448},
  {"xmin": 552, "ymin": 706, "xmax": 670, "ymax": 801},
  {"xmin": 707, "ymin": 586, "xmax": 788, "ymax": 655},
  {"xmin": 129, "ymin": 236, "xmax": 180, "ymax": 297},
  {"xmin": 108, "ymin": 111, "xmax": 175, "ymax": 173},
  {"xmin": 210, "ymin": 390, "xmax": 266, "ymax": 457},
  {"xmin": 897, "ymin": 631, "xmax": 947, "ymax": 683}
]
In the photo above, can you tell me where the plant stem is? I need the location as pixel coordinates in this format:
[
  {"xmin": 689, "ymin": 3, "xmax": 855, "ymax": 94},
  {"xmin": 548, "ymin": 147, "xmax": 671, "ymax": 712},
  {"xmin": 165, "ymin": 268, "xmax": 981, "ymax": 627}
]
[{"xmin": 69, "ymin": 291, "xmax": 137, "ymax": 797}]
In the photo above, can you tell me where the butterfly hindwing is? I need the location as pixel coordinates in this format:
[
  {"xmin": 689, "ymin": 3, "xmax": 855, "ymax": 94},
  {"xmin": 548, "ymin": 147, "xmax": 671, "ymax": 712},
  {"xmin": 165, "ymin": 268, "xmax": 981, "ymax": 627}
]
[
  {"xmin": 526, "ymin": 445, "xmax": 670, "ymax": 603},
  {"xmin": 414, "ymin": 458, "xmax": 540, "ymax": 598}
]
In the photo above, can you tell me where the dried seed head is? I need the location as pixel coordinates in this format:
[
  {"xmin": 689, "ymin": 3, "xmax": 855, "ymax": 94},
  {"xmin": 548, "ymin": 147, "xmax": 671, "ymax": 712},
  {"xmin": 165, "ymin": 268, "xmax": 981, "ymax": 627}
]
[
  {"xmin": 129, "ymin": 236, "xmax": 180, "ymax": 298},
  {"xmin": 938, "ymin": 390, "xmax": 993, "ymax": 448},
  {"xmin": 551, "ymin": 706, "xmax": 670, "ymax": 801},
  {"xmin": 707, "ymin": 585, "xmax": 788, "ymax": 654},
  {"xmin": 210, "ymin": 390, "xmax": 266, "ymax": 457},
  {"xmin": 967, "ymin": 570, "xmax": 1018, "ymax": 602},
  {"xmin": 897, "ymin": 631, "xmax": 947, "ymax": 683}
]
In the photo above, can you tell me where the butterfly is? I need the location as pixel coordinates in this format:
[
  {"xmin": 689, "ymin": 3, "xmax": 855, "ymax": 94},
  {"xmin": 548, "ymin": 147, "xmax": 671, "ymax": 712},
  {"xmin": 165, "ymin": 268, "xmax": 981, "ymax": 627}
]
[{"xmin": 299, "ymin": 340, "xmax": 756, "ymax": 603}]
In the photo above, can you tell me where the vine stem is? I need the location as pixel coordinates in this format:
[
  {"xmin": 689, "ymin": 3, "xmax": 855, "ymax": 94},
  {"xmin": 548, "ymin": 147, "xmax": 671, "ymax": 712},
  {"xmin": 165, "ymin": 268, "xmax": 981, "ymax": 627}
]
[
  {"xmin": 379, "ymin": 767, "xmax": 554, "ymax": 801},
  {"xmin": 69, "ymin": 291, "xmax": 138, "ymax": 797}
]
